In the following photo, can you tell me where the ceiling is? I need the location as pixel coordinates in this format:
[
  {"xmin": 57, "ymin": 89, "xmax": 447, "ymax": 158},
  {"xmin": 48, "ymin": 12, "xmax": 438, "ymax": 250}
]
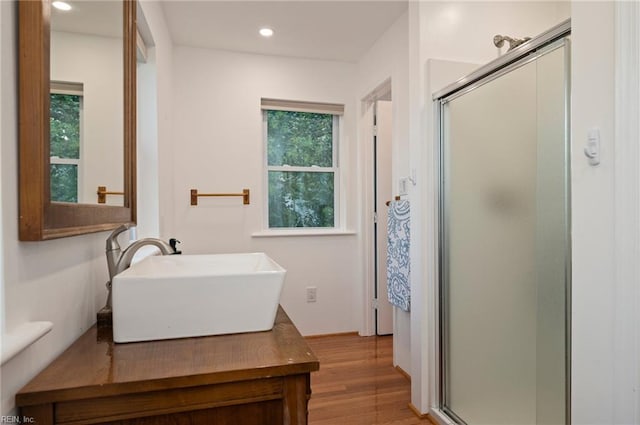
[
  {"xmin": 161, "ymin": 1, "xmax": 408, "ymax": 62},
  {"xmin": 51, "ymin": 1, "xmax": 122, "ymax": 38}
]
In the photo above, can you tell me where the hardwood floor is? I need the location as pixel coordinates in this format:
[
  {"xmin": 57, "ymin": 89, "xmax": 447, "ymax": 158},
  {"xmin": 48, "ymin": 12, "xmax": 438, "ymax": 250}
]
[{"xmin": 306, "ymin": 334, "xmax": 434, "ymax": 425}]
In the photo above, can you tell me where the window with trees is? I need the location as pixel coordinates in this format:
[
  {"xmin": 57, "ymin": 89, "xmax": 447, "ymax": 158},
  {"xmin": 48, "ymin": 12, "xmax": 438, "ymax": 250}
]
[
  {"xmin": 262, "ymin": 99, "xmax": 343, "ymax": 229},
  {"xmin": 50, "ymin": 82, "xmax": 83, "ymax": 203}
]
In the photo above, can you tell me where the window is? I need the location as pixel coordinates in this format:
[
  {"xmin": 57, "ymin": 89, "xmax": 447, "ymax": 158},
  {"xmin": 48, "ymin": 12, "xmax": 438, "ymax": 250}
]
[
  {"xmin": 262, "ymin": 99, "xmax": 344, "ymax": 229},
  {"xmin": 50, "ymin": 82, "xmax": 83, "ymax": 203}
]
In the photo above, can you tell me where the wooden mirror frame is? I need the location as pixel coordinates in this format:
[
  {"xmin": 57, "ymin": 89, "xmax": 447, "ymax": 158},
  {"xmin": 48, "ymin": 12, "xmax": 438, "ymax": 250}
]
[{"xmin": 18, "ymin": 0, "xmax": 137, "ymax": 241}]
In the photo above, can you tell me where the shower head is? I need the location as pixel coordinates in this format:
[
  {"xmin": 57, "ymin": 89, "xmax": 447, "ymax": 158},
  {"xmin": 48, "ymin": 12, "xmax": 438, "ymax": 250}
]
[
  {"xmin": 493, "ymin": 34, "xmax": 531, "ymax": 51},
  {"xmin": 493, "ymin": 35, "xmax": 507, "ymax": 48}
]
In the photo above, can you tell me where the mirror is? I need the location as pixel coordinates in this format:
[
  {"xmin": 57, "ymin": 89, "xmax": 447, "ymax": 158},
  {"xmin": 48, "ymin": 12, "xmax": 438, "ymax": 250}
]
[
  {"xmin": 19, "ymin": 0, "xmax": 136, "ymax": 240},
  {"xmin": 50, "ymin": 1, "xmax": 124, "ymax": 205}
]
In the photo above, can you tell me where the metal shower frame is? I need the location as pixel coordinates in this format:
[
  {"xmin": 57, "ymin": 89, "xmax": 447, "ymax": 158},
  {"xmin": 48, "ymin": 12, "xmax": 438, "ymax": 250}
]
[{"xmin": 433, "ymin": 18, "xmax": 572, "ymax": 425}]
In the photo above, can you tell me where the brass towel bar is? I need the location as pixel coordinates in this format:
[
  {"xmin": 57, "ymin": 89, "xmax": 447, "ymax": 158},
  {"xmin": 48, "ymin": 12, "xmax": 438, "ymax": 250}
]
[
  {"xmin": 97, "ymin": 186, "xmax": 124, "ymax": 204},
  {"xmin": 190, "ymin": 189, "xmax": 250, "ymax": 206}
]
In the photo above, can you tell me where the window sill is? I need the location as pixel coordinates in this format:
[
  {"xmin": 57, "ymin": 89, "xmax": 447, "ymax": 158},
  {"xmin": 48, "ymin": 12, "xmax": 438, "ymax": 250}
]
[
  {"xmin": 251, "ymin": 229, "xmax": 357, "ymax": 238},
  {"xmin": 1, "ymin": 321, "xmax": 53, "ymax": 365}
]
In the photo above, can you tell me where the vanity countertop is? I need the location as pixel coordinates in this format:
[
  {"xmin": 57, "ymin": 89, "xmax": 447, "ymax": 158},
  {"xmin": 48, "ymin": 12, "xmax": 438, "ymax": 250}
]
[{"xmin": 16, "ymin": 306, "xmax": 319, "ymax": 425}]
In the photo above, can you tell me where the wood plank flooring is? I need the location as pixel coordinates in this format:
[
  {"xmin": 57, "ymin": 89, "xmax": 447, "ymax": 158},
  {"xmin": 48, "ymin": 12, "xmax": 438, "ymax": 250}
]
[{"xmin": 306, "ymin": 334, "xmax": 434, "ymax": 425}]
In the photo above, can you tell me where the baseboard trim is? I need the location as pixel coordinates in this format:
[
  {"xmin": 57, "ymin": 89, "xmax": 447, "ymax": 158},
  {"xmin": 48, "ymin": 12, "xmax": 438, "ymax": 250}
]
[
  {"xmin": 394, "ymin": 365, "xmax": 411, "ymax": 382},
  {"xmin": 408, "ymin": 403, "xmax": 437, "ymax": 424},
  {"xmin": 304, "ymin": 331, "xmax": 359, "ymax": 339}
]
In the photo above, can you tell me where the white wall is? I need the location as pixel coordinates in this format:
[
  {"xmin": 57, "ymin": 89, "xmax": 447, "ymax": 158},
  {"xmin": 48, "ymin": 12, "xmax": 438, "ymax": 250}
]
[
  {"xmin": 0, "ymin": 0, "xmax": 5, "ymax": 353},
  {"xmin": 356, "ymin": 12, "xmax": 412, "ymax": 371},
  {"xmin": 357, "ymin": 11, "xmax": 410, "ymax": 185},
  {"xmin": 612, "ymin": 4, "xmax": 640, "ymax": 423},
  {"xmin": 136, "ymin": 0, "xmax": 176, "ymax": 241},
  {"xmin": 1, "ymin": 3, "xmax": 109, "ymax": 414},
  {"xmin": 570, "ymin": 2, "xmax": 617, "ymax": 424},
  {"xmin": 410, "ymin": 0, "xmax": 571, "ymax": 415},
  {"xmin": 137, "ymin": 48, "xmax": 161, "ymax": 238},
  {"xmin": 51, "ymin": 31, "xmax": 123, "ymax": 205},
  {"xmin": 419, "ymin": 1, "xmax": 571, "ymax": 65},
  {"xmin": 166, "ymin": 46, "xmax": 359, "ymax": 335},
  {"xmin": 139, "ymin": 0, "xmax": 174, "ymax": 241},
  {"xmin": 0, "ymin": 0, "xmax": 173, "ymax": 415},
  {"xmin": 570, "ymin": 3, "xmax": 640, "ymax": 423}
]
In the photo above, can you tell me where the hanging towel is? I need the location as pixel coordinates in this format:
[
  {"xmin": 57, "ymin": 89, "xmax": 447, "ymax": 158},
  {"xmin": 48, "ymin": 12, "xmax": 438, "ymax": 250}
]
[{"xmin": 387, "ymin": 200, "xmax": 410, "ymax": 312}]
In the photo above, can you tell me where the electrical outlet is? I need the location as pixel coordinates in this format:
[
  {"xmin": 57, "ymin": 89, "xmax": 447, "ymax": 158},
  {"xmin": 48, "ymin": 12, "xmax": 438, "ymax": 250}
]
[{"xmin": 306, "ymin": 287, "xmax": 317, "ymax": 303}]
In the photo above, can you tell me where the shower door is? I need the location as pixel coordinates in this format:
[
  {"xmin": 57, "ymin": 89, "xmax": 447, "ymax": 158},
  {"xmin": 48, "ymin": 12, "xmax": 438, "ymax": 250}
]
[{"xmin": 438, "ymin": 36, "xmax": 570, "ymax": 425}]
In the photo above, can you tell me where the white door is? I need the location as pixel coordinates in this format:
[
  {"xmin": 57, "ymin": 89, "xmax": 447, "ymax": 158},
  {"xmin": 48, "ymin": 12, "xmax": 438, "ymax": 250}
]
[{"xmin": 375, "ymin": 100, "xmax": 393, "ymax": 336}]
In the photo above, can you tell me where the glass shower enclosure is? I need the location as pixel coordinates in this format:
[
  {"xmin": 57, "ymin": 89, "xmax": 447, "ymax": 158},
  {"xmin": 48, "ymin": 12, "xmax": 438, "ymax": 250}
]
[{"xmin": 435, "ymin": 21, "xmax": 571, "ymax": 425}]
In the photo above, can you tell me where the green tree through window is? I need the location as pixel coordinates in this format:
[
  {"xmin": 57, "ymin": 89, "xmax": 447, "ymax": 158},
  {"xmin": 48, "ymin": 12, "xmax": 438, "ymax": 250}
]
[
  {"xmin": 266, "ymin": 110, "xmax": 338, "ymax": 228},
  {"xmin": 50, "ymin": 92, "xmax": 81, "ymax": 202}
]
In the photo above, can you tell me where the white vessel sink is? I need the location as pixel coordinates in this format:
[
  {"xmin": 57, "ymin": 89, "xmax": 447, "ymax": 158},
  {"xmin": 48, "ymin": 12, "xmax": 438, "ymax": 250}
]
[{"xmin": 112, "ymin": 253, "xmax": 286, "ymax": 343}]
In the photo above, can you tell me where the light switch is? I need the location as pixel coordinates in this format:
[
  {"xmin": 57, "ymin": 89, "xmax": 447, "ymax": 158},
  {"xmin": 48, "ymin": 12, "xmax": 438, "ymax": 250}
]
[
  {"xmin": 584, "ymin": 128, "xmax": 600, "ymax": 166},
  {"xmin": 399, "ymin": 178, "xmax": 408, "ymax": 196}
]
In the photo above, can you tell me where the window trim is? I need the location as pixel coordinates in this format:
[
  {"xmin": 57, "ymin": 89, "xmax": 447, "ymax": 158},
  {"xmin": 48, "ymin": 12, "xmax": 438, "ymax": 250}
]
[
  {"xmin": 261, "ymin": 98, "xmax": 344, "ymax": 115},
  {"xmin": 262, "ymin": 108, "xmax": 343, "ymax": 232}
]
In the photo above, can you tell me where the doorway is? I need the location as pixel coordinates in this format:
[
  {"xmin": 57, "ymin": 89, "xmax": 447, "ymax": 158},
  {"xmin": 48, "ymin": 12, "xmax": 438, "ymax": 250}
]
[
  {"xmin": 373, "ymin": 99, "xmax": 393, "ymax": 335},
  {"xmin": 363, "ymin": 82, "xmax": 395, "ymax": 337}
]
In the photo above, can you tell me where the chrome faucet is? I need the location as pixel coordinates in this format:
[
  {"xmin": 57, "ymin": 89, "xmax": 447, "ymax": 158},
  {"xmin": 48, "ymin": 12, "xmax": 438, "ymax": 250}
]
[
  {"xmin": 105, "ymin": 224, "xmax": 131, "ymax": 282},
  {"xmin": 103, "ymin": 225, "xmax": 181, "ymax": 311},
  {"xmin": 106, "ymin": 224, "xmax": 181, "ymax": 281}
]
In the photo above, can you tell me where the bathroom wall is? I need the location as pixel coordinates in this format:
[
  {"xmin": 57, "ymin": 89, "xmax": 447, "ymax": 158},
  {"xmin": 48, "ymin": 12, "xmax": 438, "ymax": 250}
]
[
  {"xmin": 355, "ymin": 12, "xmax": 411, "ymax": 371},
  {"xmin": 565, "ymin": 2, "xmax": 640, "ymax": 422},
  {"xmin": 419, "ymin": 2, "xmax": 571, "ymax": 65},
  {"xmin": 0, "ymin": 0, "xmax": 173, "ymax": 415},
  {"xmin": 569, "ymin": 2, "xmax": 619, "ymax": 423},
  {"xmin": 137, "ymin": 47, "xmax": 161, "ymax": 239},
  {"xmin": 0, "ymin": 3, "xmax": 108, "ymax": 413},
  {"xmin": 0, "ymin": 0, "xmax": 103, "ymax": 414},
  {"xmin": 137, "ymin": 0, "xmax": 174, "ymax": 240},
  {"xmin": 50, "ymin": 31, "xmax": 123, "ymax": 205},
  {"xmin": 165, "ymin": 47, "xmax": 359, "ymax": 335},
  {"xmin": 357, "ymin": 11, "xmax": 410, "ymax": 184},
  {"xmin": 408, "ymin": 0, "xmax": 571, "ymax": 413},
  {"xmin": 0, "ymin": 0, "xmax": 5, "ymax": 345},
  {"xmin": 138, "ymin": 0, "xmax": 175, "ymax": 242}
]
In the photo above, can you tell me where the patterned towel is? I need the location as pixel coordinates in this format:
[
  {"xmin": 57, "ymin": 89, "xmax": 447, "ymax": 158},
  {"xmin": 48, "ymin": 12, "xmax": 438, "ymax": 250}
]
[{"xmin": 387, "ymin": 200, "xmax": 410, "ymax": 312}]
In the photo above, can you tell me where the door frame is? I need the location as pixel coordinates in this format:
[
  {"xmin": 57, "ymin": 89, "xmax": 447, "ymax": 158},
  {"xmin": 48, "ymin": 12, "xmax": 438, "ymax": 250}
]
[
  {"xmin": 360, "ymin": 78, "xmax": 392, "ymax": 337},
  {"xmin": 373, "ymin": 99, "xmax": 394, "ymax": 336},
  {"xmin": 613, "ymin": 2, "xmax": 640, "ymax": 422}
]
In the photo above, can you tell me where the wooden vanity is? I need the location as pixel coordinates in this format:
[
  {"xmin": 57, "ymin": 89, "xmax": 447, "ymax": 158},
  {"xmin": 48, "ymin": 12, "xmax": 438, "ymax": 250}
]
[{"xmin": 16, "ymin": 307, "xmax": 319, "ymax": 425}]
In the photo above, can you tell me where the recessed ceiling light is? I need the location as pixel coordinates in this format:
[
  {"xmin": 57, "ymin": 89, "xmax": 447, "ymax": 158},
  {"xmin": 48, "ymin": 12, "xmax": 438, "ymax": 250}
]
[
  {"xmin": 52, "ymin": 1, "xmax": 72, "ymax": 11},
  {"xmin": 259, "ymin": 28, "xmax": 274, "ymax": 38}
]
